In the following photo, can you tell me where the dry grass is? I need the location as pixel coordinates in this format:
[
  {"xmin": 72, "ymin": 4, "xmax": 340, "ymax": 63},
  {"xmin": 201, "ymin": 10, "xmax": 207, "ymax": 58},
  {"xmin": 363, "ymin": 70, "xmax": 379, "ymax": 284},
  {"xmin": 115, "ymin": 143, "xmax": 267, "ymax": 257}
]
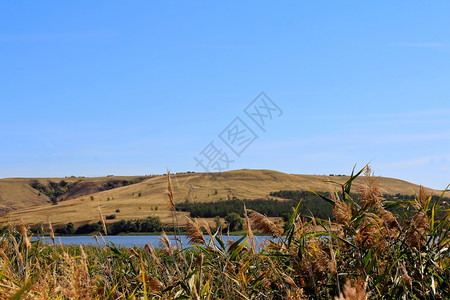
[
  {"xmin": 0, "ymin": 165, "xmax": 449, "ymax": 299},
  {"xmin": 2, "ymin": 169, "xmax": 448, "ymax": 227}
]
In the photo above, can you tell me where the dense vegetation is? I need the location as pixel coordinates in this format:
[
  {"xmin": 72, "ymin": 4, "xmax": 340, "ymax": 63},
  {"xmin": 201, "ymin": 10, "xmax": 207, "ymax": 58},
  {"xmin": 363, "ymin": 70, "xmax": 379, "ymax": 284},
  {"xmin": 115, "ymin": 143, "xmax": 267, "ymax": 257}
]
[
  {"xmin": 98, "ymin": 178, "xmax": 145, "ymax": 191},
  {"xmin": 1, "ymin": 166, "xmax": 449, "ymax": 299},
  {"xmin": 178, "ymin": 190, "xmax": 450, "ymax": 224},
  {"xmin": 29, "ymin": 177, "xmax": 147, "ymax": 205},
  {"xmin": 48, "ymin": 217, "xmax": 163, "ymax": 235},
  {"xmin": 177, "ymin": 191, "xmax": 334, "ymax": 220},
  {"xmin": 30, "ymin": 179, "xmax": 74, "ymax": 204}
]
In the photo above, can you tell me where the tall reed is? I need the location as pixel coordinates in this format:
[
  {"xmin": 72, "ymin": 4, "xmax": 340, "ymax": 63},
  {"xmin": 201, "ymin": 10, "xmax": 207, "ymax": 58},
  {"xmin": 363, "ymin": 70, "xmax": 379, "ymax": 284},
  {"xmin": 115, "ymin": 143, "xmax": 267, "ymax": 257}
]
[{"xmin": 0, "ymin": 165, "xmax": 448, "ymax": 299}]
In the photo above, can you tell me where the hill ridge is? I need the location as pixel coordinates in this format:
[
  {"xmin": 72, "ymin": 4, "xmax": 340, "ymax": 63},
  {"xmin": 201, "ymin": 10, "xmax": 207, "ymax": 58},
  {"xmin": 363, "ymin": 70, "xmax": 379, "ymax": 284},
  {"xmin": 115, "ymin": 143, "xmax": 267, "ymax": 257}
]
[{"xmin": 1, "ymin": 169, "xmax": 448, "ymax": 226}]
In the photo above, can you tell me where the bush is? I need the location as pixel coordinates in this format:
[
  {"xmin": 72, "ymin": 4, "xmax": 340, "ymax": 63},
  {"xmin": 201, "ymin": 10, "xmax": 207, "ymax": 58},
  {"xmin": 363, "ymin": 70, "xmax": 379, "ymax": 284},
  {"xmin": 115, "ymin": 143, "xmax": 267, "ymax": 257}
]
[
  {"xmin": 176, "ymin": 193, "xmax": 334, "ymax": 219},
  {"xmin": 2, "ymin": 165, "xmax": 448, "ymax": 299},
  {"xmin": 224, "ymin": 212, "xmax": 243, "ymax": 231},
  {"xmin": 66, "ymin": 222, "xmax": 75, "ymax": 234},
  {"xmin": 75, "ymin": 222, "xmax": 101, "ymax": 234},
  {"xmin": 104, "ymin": 217, "xmax": 162, "ymax": 235},
  {"xmin": 30, "ymin": 222, "xmax": 44, "ymax": 235}
]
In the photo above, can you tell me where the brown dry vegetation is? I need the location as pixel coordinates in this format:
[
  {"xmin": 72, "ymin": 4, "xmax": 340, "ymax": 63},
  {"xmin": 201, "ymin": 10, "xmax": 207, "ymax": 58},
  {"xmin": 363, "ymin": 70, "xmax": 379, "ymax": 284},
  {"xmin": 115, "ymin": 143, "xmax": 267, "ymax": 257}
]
[
  {"xmin": 0, "ymin": 169, "xmax": 448, "ymax": 226},
  {"xmin": 0, "ymin": 166, "xmax": 448, "ymax": 299}
]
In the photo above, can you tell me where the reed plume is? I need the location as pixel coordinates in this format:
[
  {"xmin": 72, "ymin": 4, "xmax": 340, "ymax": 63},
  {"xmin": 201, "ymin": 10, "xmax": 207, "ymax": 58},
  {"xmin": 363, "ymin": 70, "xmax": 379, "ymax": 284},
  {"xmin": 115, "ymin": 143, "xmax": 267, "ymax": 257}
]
[
  {"xmin": 333, "ymin": 198, "xmax": 352, "ymax": 226},
  {"xmin": 418, "ymin": 185, "xmax": 429, "ymax": 209},
  {"xmin": 185, "ymin": 217, "xmax": 206, "ymax": 245},
  {"xmin": 358, "ymin": 166, "xmax": 385, "ymax": 206},
  {"xmin": 167, "ymin": 170, "xmax": 175, "ymax": 211},
  {"xmin": 20, "ymin": 219, "xmax": 31, "ymax": 251},
  {"xmin": 0, "ymin": 164, "xmax": 445, "ymax": 299},
  {"xmin": 378, "ymin": 206, "xmax": 400, "ymax": 230},
  {"xmin": 248, "ymin": 209, "xmax": 282, "ymax": 237},
  {"xmin": 159, "ymin": 231, "xmax": 174, "ymax": 256},
  {"xmin": 244, "ymin": 205, "xmax": 256, "ymax": 253},
  {"xmin": 400, "ymin": 263, "xmax": 412, "ymax": 290},
  {"xmin": 334, "ymin": 279, "xmax": 368, "ymax": 300},
  {"xmin": 147, "ymin": 276, "xmax": 165, "ymax": 293},
  {"xmin": 47, "ymin": 217, "xmax": 55, "ymax": 247},
  {"xmin": 97, "ymin": 204, "xmax": 108, "ymax": 236}
]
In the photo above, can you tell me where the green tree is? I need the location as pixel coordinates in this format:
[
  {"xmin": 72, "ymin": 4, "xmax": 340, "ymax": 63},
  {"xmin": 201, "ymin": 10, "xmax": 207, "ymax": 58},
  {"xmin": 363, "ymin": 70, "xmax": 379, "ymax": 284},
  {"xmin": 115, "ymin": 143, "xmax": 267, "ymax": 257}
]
[
  {"xmin": 214, "ymin": 215, "xmax": 222, "ymax": 230},
  {"xmin": 224, "ymin": 212, "xmax": 243, "ymax": 231},
  {"xmin": 31, "ymin": 222, "xmax": 44, "ymax": 235},
  {"xmin": 66, "ymin": 222, "xmax": 75, "ymax": 234}
]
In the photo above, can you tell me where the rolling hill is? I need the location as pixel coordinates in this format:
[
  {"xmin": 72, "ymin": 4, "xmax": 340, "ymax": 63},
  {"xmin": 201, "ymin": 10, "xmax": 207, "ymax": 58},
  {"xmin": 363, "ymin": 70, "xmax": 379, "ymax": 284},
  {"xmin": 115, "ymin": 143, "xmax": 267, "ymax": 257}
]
[{"xmin": 0, "ymin": 169, "xmax": 448, "ymax": 227}]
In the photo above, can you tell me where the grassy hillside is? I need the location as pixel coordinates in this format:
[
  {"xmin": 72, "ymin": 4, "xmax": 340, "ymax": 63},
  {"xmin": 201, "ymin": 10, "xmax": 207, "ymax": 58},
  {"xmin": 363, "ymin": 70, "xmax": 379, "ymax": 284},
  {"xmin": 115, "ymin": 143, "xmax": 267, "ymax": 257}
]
[
  {"xmin": 2, "ymin": 170, "xmax": 449, "ymax": 299},
  {"xmin": 0, "ymin": 169, "xmax": 448, "ymax": 226}
]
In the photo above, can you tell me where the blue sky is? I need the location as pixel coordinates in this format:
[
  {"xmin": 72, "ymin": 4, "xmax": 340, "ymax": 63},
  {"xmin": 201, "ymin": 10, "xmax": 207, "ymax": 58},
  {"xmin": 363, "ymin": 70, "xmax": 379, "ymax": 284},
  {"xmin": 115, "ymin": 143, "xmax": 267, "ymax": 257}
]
[{"xmin": 1, "ymin": 1, "xmax": 449, "ymax": 189}]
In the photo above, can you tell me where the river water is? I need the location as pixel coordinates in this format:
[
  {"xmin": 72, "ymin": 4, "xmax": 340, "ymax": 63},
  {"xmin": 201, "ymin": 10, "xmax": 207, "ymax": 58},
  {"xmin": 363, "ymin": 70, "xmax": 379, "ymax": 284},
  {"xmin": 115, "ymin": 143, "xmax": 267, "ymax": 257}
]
[{"xmin": 31, "ymin": 234, "xmax": 272, "ymax": 248}]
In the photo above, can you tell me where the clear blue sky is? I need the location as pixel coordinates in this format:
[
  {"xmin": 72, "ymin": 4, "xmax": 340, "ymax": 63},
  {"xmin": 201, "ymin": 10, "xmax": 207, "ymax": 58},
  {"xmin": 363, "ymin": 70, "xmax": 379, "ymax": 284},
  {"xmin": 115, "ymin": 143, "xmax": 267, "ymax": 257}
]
[{"xmin": 1, "ymin": 1, "xmax": 449, "ymax": 189}]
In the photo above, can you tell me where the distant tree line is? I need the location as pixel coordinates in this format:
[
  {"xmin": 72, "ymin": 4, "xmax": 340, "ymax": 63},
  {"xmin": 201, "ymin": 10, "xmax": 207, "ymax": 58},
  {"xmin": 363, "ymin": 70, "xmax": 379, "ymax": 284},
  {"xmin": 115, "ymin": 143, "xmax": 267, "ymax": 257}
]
[
  {"xmin": 176, "ymin": 191, "xmax": 334, "ymax": 220},
  {"xmin": 177, "ymin": 190, "xmax": 450, "ymax": 222},
  {"xmin": 106, "ymin": 217, "xmax": 162, "ymax": 235},
  {"xmin": 384, "ymin": 193, "xmax": 450, "ymax": 219},
  {"xmin": 31, "ymin": 216, "xmax": 163, "ymax": 235}
]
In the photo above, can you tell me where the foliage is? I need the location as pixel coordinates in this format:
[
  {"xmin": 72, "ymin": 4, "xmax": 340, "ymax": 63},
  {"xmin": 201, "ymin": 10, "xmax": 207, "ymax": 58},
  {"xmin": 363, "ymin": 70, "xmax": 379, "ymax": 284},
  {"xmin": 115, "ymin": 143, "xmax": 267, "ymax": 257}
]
[
  {"xmin": 29, "ymin": 177, "xmax": 147, "ymax": 205},
  {"xmin": 74, "ymin": 222, "xmax": 102, "ymax": 235},
  {"xmin": 177, "ymin": 191, "xmax": 334, "ymax": 220},
  {"xmin": 107, "ymin": 217, "xmax": 162, "ymax": 235},
  {"xmin": 2, "ymin": 165, "xmax": 449, "ymax": 299},
  {"xmin": 30, "ymin": 179, "xmax": 72, "ymax": 204},
  {"xmin": 54, "ymin": 222, "xmax": 75, "ymax": 235},
  {"xmin": 56, "ymin": 217, "xmax": 163, "ymax": 235},
  {"xmin": 214, "ymin": 215, "xmax": 222, "ymax": 229},
  {"xmin": 105, "ymin": 214, "xmax": 116, "ymax": 220},
  {"xmin": 224, "ymin": 212, "xmax": 244, "ymax": 231},
  {"xmin": 100, "ymin": 179, "xmax": 134, "ymax": 191}
]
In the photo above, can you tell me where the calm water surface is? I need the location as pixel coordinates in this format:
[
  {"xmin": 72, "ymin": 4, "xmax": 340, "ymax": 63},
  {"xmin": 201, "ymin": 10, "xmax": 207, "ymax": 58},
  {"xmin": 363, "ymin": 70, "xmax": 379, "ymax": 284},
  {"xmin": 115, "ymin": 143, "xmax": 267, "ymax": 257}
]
[{"xmin": 32, "ymin": 235, "xmax": 272, "ymax": 248}]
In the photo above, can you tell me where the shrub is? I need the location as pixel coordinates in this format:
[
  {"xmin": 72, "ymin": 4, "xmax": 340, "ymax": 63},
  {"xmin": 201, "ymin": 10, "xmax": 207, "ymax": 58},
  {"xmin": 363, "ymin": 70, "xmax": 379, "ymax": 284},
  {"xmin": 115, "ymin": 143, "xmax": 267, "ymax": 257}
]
[
  {"xmin": 75, "ymin": 222, "xmax": 101, "ymax": 234},
  {"xmin": 224, "ymin": 212, "xmax": 243, "ymax": 231},
  {"xmin": 2, "ymin": 166, "xmax": 448, "ymax": 299}
]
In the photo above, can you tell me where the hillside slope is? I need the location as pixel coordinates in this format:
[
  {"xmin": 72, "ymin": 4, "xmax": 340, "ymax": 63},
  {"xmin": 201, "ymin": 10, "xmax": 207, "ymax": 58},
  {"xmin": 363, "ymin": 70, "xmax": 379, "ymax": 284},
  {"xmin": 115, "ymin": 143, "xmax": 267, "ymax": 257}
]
[{"xmin": 0, "ymin": 169, "xmax": 448, "ymax": 226}]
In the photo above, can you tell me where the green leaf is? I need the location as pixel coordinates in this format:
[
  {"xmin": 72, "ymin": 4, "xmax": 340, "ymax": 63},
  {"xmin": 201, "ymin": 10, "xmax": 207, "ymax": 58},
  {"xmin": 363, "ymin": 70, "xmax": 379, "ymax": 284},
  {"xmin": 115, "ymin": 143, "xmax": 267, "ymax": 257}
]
[
  {"xmin": 227, "ymin": 235, "xmax": 247, "ymax": 254},
  {"xmin": 10, "ymin": 278, "xmax": 35, "ymax": 300},
  {"xmin": 327, "ymin": 231, "xmax": 358, "ymax": 249},
  {"xmin": 230, "ymin": 238, "xmax": 249, "ymax": 261},
  {"xmin": 308, "ymin": 190, "xmax": 335, "ymax": 206},
  {"xmin": 344, "ymin": 164, "xmax": 367, "ymax": 195},
  {"xmin": 363, "ymin": 249, "xmax": 372, "ymax": 268},
  {"xmin": 215, "ymin": 234, "xmax": 226, "ymax": 251},
  {"xmin": 285, "ymin": 198, "xmax": 303, "ymax": 247}
]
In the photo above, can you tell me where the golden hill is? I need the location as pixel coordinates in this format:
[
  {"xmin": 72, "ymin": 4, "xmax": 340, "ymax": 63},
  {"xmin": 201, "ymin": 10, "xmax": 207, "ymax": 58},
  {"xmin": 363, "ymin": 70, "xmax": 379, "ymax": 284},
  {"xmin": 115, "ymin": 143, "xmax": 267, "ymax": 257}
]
[{"xmin": 0, "ymin": 169, "xmax": 448, "ymax": 227}]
